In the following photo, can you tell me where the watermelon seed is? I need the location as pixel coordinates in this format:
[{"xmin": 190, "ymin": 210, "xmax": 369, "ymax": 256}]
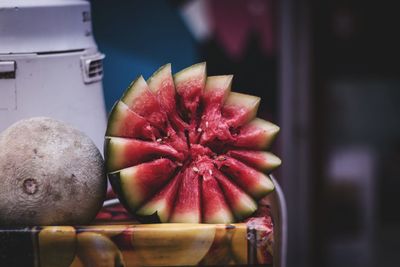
[
  {"xmin": 217, "ymin": 156, "xmax": 226, "ymax": 161},
  {"xmin": 208, "ymin": 169, "xmax": 213, "ymax": 175},
  {"xmin": 156, "ymin": 138, "xmax": 162, "ymax": 143},
  {"xmin": 192, "ymin": 167, "xmax": 199, "ymax": 173},
  {"xmin": 205, "ymin": 121, "xmax": 209, "ymax": 128},
  {"xmin": 197, "ymin": 128, "xmax": 202, "ymax": 132}
]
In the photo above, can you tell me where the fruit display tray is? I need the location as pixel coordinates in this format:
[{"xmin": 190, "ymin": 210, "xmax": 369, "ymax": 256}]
[{"xmin": 0, "ymin": 178, "xmax": 285, "ymax": 267}]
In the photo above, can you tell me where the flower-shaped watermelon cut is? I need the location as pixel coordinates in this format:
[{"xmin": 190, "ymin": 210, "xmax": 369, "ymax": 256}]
[{"xmin": 105, "ymin": 63, "xmax": 281, "ymax": 224}]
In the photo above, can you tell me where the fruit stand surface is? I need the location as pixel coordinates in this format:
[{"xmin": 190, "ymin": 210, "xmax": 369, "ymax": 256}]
[
  {"xmin": 0, "ymin": 222, "xmax": 273, "ymax": 267},
  {"xmin": 0, "ymin": 176, "xmax": 285, "ymax": 267}
]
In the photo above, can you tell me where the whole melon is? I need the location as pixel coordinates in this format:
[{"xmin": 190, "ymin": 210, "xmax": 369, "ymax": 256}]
[{"xmin": 0, "ymin": 117, "xmax": 106, "ymax": 226}]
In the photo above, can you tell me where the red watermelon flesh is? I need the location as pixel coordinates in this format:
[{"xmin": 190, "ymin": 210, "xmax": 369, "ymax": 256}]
[
  {"xmin": 213, "ymin": 168, "xmax": 258, "ymax": 220},
  {"xmin": 198, "ymin": 75, "xmax": 233, "ymax": 146},
  {"xmin": 105, "ymin": 137, "xmax": 183, "ymax": 172},
  {"xmin": 169, "ymin": 164, "xmax": 201, "ymax": 223},
  {"xmin": 136, "ymin": 171, "xmax": 183, "ymax": 223},
  {"xmin": 174, "ymin": 62, "xmax": 206, "ymax": 124},
  {"xmin": 121, "ymin": 76, "xmax": 167, "ymax": 132},
  {"xmin": 216, "ymin": 156, "xmax": 275, "ymax": 199},
  {"xmin": 105, "ymin": 63, "xmax": 281, "ymax": 223},
  {"xmin": 147, "ymin": 64, "xmax": 190, "ymax": 135},
  {"xmin": 202, "ymin": 174, "xmax": 234, "ymax": 224}
]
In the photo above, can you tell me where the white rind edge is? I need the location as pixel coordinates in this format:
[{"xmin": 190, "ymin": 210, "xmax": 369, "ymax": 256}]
[{"xmin": 173, "ymin": 62, "xmax": 207, "ymax": 86}]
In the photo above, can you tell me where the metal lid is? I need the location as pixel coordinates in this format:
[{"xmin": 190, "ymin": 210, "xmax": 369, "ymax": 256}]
[{"xmin": 0, "ymin": 0, "xmax": 97, "ymax": 54}]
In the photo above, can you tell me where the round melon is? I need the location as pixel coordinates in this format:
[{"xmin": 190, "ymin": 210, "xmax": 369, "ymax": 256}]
[
  {"xmin": 105, "ymin": 63, "xmax": 281, "ymax": 224},
  {"xmin": 0, "ymin": 117, "xmax": 107, "ymax": 226}
]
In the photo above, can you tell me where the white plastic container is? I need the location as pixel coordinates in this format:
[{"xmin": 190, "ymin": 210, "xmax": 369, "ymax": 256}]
[{"xmin": 0, "ymin": 0, "xmax": 107, "ymax": 150}]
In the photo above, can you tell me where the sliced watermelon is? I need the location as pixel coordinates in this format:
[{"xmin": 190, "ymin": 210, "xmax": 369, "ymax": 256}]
[
  {"xmin": 121, "ymin": 76, "xmax": 167, "ymax": 131},
  {"xmin": 199, "ymin": 75, "xmax": 234, "ymax": 146},
  {"xmin": 213, "ymin": 169, "xmax": 257, "ymax": 220},
  {"xmin": 105, "ymin": 63, "xmax": 280, "ymax": 224},
  {"xmin": 147, "ymin": 64, "xmax": 176, "ymax": 113},
  {"xmin": 203, "ymin": 75, "xmax": 233, "ymax": 106},
  {"xmin": 222, "ymin": 92, "xmax": 260, "ymax": 127},
  {"xmin": 136, "ymin": 172, "xmax": 183, "ymax": 222},
  {"xmin": 169, "ymin": 165, "xmax": 201, "ymax": 223},
  {"xmin": 173, "ymin": 63, "xmax": 207, "ymax": 143},
  {"xmin": 174, "ymin": 62, "xmax": 206, "ymax": 122},
  {"xmin": 147, "ymin": 64, "xmax": 188, "ymax": 132},
  {"xmin": 106, "ymin": 101, "xmax": 157, "ymax": 140},
  {"xmin": 217, "ymin": 156, "xmax": 274, "ymax": 199},
  {"xmin": 194, "ymin": 156, "xmax": 233, "ymax": 223},
  {"xmin": 227, "ymin": 150, "xmax": 281, "ymax": 172},
  {"xmin": 108, "ymin": 158, "xmax": 177, "ymax": 211},
  {"xmin": 202, "ymin": 173, "xmax": 234, "ymax": 224},
  {"xmin": 105, "ymin": 137, "xmax": 182, "ymax": 172},
  {"xmin": 234, "ymin": 118, "xmax": 280, "ymax": 149}
]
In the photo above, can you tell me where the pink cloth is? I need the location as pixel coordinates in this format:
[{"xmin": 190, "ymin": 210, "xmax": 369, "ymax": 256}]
[{"xmin": 207, "ymin": 0, "xmax": 276, "ymax": 60}]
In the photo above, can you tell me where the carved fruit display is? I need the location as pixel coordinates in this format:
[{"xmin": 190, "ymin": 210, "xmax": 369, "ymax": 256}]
[{"xmin": 105, "ymin": 63, "xmax": 281, "ymax": 223}]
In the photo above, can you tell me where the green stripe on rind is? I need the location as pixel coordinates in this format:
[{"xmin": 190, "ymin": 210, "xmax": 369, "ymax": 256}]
[
  {"xmin": 109, "ymin": 159, "xmax": 177, "ymax": 212},
  {"xmin": 105, "ymin": 100, "xmax": 120, "ymax": 136},
  {"xmin": 105, "ymin": 137, "xmax": 181, "ymax": 173},
  {"xmin": 220, "ymin": 157, "xmax": 275, "ymax": 200},
  {"xmin": 173, "ymin": 62, "xmax": 207, "ymax": 91},
  {"xmin": 137, "ymin": 198, "xmax": 171, "ymax": 223},
  {"xmin": 202, "ymin": 175, "xmax": 234, "ymax": 224},
  {"xmin": 108, "ymin": 171, "xmax": 136, "ymax": 215},
  {"xmin": 115, "ymin": 167, "xmax": 143, "ymax": 211},
  {"xmin": 263, "ymin": 152, "xmax": 282, "ymax": 170},
  {"xmin": 104, "ymin": 137, "xmax": 131, "ymax": 172},
  {"xmin": 121, "ymin": 76, "xmax": 150, "ymax": 107},
  {"xmin": 251, "ymin": 151, "xmax": 281, "ymax": 171},
  {"xmin": 147, "ymin": 63, "xmax": 172, "ymax": 93},
  {"xmin": 204, "ymin": 210, "xmax": 234, "ymax": 224},
  {"xmin": 232, "ymin": 195, "xmax": 258, "ymax": 221},
  {"xmin": 136, "ymin": 173, "xmax": 183, "ymax": 223},
  {"xmin": 104, "ymin": 137, "xmax": 124, "ymax": 172},
  {"xmin": 204, "ymin": 75, "xmax": 233, "ymax": 101},
  {"xmin": 214, "ymin": 171, "xmax": 258, "ymax": 221},
  {"xmin": 227, "ymin": 150, "xmax": 282, "ymax": 172},
  {"xmin": 236, "ymin": 118, "xmax": 280, "ymax": 150},
  {"xmin": 223, "ymin": 92, "xmax": 261, "ymax": 125},
  {"xmin": 253, "ymin": 174, "xmax": 275, "ymax": 199},
  {"xmin": 103, "ymin": 137, "xmax": 113, "ymax": 172},
  {"xmin": 105, "ymin": 101, "xmax": 146, "ymax": 138},
  {"xmin": 224, "ymin": 92, "xmax": 261, "ymax": 109},
  {"xmin": 249, "ymin": 118, "xmax": 280, "ymax": 143}
]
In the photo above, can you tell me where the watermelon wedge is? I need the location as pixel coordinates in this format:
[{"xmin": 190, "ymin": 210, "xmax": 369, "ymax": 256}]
[{"xmin": 109, "ymin": 158, "xmax": 177, "ymax": 211}]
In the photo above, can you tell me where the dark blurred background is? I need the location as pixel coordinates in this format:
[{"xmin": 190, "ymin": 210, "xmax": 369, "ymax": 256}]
[{"xmin": 91, "ymin": 0, "xmax": 400, "ymax": 266}]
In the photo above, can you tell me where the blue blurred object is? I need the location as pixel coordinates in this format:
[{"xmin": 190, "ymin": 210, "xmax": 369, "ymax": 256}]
[{"xmin": 91, "ymin": 0, "xmax": 198, "ymax": 111}]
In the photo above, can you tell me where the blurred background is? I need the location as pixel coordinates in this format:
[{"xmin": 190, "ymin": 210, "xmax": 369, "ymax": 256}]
[{"xmin": 90, "ymin": 0, "xmax": 400, "ymax": 266}]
